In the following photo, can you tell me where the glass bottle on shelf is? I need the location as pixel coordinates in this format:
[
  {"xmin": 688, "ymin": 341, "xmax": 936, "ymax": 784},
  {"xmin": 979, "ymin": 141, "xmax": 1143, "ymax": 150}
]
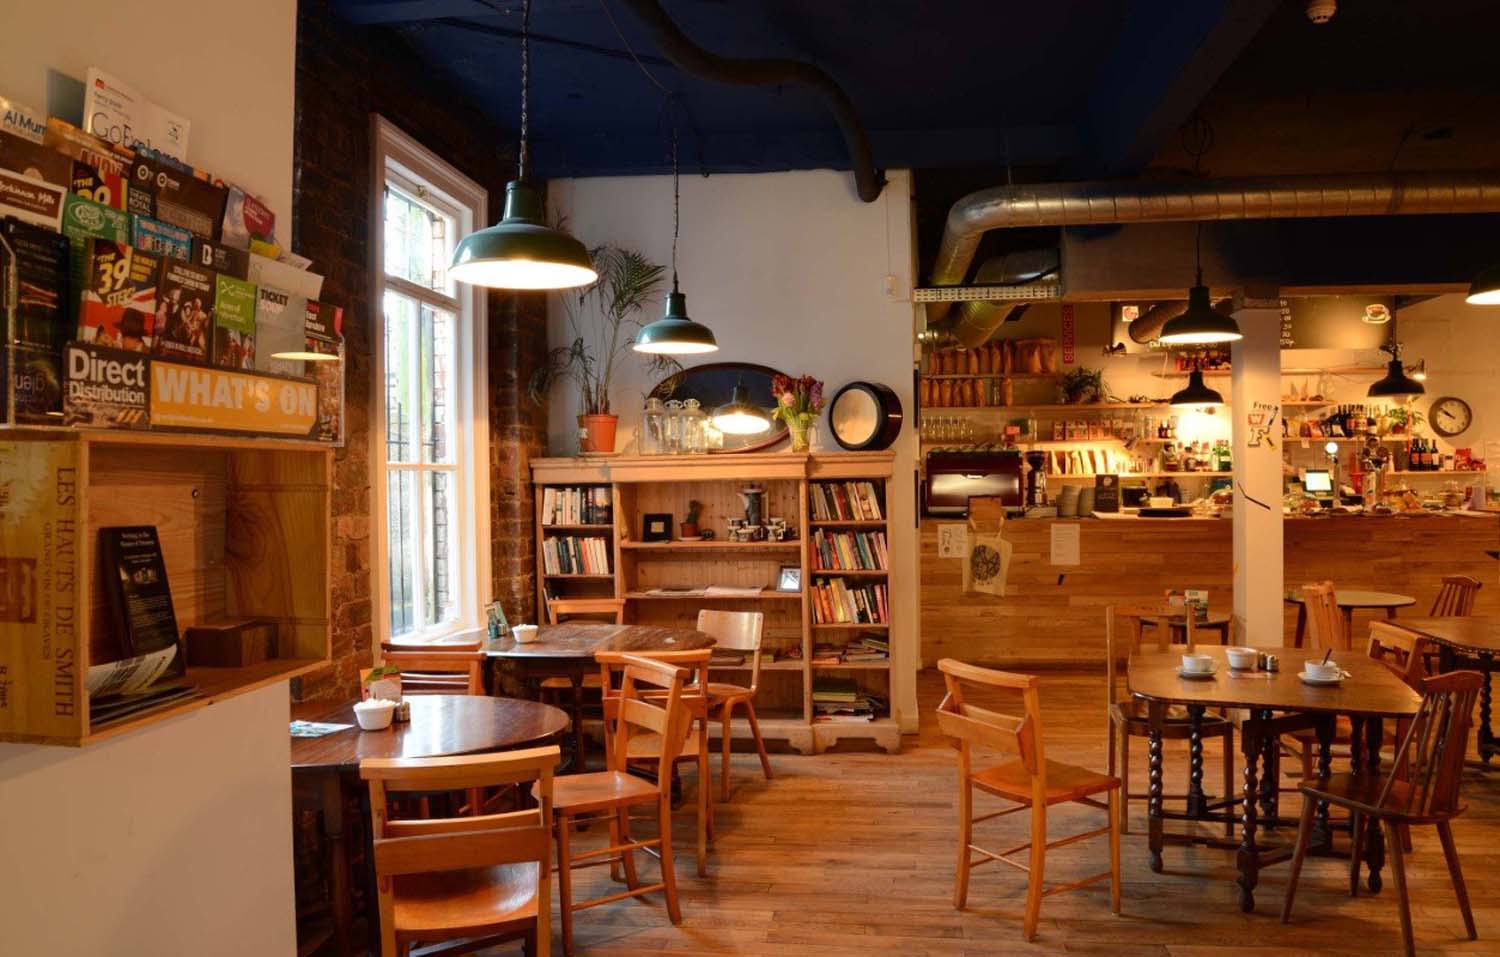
[
  {"xmin": 641, "ymin": 397, "xmax": 666, "ymax": 455},
  {"xmin": 682, "ymin": 398, "xmax": 707, "ymax": 453},
  {"xmin": 664, "ymin": 399, "xmax": 685, "ymax": 454}
]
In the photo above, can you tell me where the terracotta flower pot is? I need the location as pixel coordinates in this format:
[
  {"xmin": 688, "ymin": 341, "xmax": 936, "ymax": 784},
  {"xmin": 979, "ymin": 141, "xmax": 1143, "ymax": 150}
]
[
  {"xmin": 579, "ymin": 413, "xmax": 619, "ymax": 453},
  {"xmin": 680, "ymin": 522, "xmax": 699, "ymax": 539}
]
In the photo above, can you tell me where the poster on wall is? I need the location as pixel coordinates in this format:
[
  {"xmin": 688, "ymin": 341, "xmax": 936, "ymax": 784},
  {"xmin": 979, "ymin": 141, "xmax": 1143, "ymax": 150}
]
[
  {"xmin": 149, "ymin": 359, "xmax": 317, "ymax": 436},
  {"xmin": 1278, "ymin": 296, "xmax": 1394, "ymax": 350}
]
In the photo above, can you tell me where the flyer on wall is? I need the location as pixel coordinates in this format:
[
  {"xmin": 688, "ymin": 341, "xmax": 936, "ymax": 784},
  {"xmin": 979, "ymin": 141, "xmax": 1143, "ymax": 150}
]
[{"xmin": 82, "ymin": 67, "xmax": 191, "ymax": 161}]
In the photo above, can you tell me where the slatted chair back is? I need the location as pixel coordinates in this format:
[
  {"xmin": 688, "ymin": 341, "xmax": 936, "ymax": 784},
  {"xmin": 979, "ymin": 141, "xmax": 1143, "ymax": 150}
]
[
  {"xmin": 1105, "ymin": 605, "xmax": 1189, "ymax": 711},
  {"xmin": 1301, "ymin": 581, "xmax": 1349, "ymax": 652},
  {"xmin": 1367, "ymin": 622, "xmax": 1431, "ymax": 690},
  {"xmin": 377, "ymin": 649, "xmax": 486, "ymax": 696},
  {"xmin": 595, "ymin": 653, "xmax": 699, "ymax": 789},
  {"xmin": 547, "ymin": 597, "xmax": 625, "ymax": 624},
  {"xmin": 1378, "ymin": 671, "xmax": 1482, "ymax": 818},
  {"xmin": 696, "ymin": 609, "xmax": 765, "ymax": 692},
  {"xmin": 936, "ymin": 659, "xmax": 1045, "ymax": 800},
  {"xmin": 1430, "ymin": 575, "xmax": 1482, "ymax": 617},
  {"xmin": 361, "ymin": 746, "xmax": 559, "ymax": 957}
]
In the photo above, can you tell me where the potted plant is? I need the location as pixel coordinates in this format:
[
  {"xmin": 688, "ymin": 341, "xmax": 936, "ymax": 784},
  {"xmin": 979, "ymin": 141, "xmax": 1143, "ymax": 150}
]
[
  {"xmin": 1059, "ymin": 367, "xmax": 1108, "ymax": 404},
  {"xmin": 363, "ymin": 664, "xmax": 402, "ymax": 702},
  {"xmin": 681, "ymin": 499, "xmax": 704, "ymax": 539},
  {"xmin": 771, "ymin": 374, "xmax": 825, "ymax": 452},
  {"xmin": 530, "ymin": 246, "xmax": 680, "ymax": 453},
  {"xmin": 1385, "ymin": 405, "xmax": 1424, "ymax": 435}
]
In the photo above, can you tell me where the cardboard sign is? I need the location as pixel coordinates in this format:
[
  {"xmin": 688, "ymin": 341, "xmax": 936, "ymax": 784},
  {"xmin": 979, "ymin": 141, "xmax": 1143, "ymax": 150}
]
[
  {"xmin": 1093, "ymin": 474, "xmax": 1120, "ymax": 513},
  {"xmin": 149, "ymin": 359, "xmax": 316, "ymax": 436}
]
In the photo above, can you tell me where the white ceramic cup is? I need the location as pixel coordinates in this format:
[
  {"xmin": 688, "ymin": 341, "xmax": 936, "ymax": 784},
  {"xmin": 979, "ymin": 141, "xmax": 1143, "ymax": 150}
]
[
  {"xmin": 353, "ymin": 698, "xmax": 397, "ymax": 731},
  {"xmin": 1225, "ymin": 646, "xmax": 1259, "ymax": 670},
  {"xmin": 1305, "ymin": 659, "xmax": 1340, "ymax": 681},
  {"xmin": 513, "ymin": 624, "xmax": 539, "ymax": 644},
  {"xmin": 1181, "ymin": 653, "xmax": 1214, "ymax": 674}
]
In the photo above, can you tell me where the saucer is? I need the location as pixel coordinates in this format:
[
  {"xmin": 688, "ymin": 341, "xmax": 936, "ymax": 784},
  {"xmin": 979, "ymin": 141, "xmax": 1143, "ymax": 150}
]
[
  {"xmin": 1175, "ymin": 667, "xmax": 1217, "ymax": 680},
  {"xmin": 678, "ymin": 536, "xmax": 703, "ymax": 542},
  {"xmin": 1298, "ymin": 671, "xmax": 1343, "ymax": 686}
]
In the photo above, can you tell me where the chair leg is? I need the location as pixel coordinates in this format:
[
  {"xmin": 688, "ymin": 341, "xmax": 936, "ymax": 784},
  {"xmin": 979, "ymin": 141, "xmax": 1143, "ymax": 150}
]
[
  {"xmin": 721, "ymin": 703, "xmax": 735, "ymax": 803},
  {"xmin": 571, "ymin": 680, "xmax": 586, "ymax": 770},
  {"xmin": 658, "ymin": 797, "xmax": 683, "ymax": 924},
  {"xmin": 557, "ymin": 815, "xmax": 575, "ymax": 957},
  {"xmin": 1280, "ymin": 794, "xmax": 1317, "ymax": 923},
  {"xmin": 1022, "ymin": 803, "xmax": 1046, "ymax": 941},
  {"xmin": 743, "ymin": 699, "xmax": 774, "ymax": 781},
  {"xmin": 1108, "ymin": 788, "xmax": 1122, "ymax": 916},
  {"xmin": 616, "ymin": 806, "xmax": 640, "ymax": 890},
  {"xmin": 1384, "ymin": 820, "xmax": 1415, "ymax": 957},
  {"xmin": 1436, "ymin": 820, "xmax": 1478, "ymax": 941},
  {"xmin": 1348, "ymin": 810, "xmax": 1364, "ymax": 898},
  {"xmin": 696, "ymin": 738, "xmax": 711, "ymax": 877},
  {"xmin": 954, "ymin": 778, "xmax": 972, "ymax": 909},
  {"xmin": 1118, "ymin": 723, "xmax": 1131, "ymax": 836}
]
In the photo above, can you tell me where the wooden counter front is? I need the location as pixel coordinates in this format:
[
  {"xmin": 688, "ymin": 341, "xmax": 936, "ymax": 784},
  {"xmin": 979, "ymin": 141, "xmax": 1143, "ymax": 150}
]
[{"xmin": 921, "ymin": 514, "xmax": 1498, "ymax": 667}]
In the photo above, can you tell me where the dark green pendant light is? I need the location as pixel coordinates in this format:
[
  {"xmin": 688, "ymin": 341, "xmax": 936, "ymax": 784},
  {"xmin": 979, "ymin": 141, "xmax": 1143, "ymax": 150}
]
[
  {"xmin": 449, "ymin": 0, "xmax": 596, "ymax": 290},
  {"xmin": 1169, "ymin": 368, "xmax": 1224, "ymax": 409},
  {"xmin": 1367, "ymin": 300, "xmax": 1425, "ymax": 398},
  {"xmin": 1467, "ymin": 261, "xmax": 1500, "ymax": 305},
  {"xmin": 1159, "ymin": 223, "xmax": 1242, "ymax": 345},
  {"xmin": 711, "ymin": 378, "xmax": 770, "ymax": 434},
  {"xmin": 634, "ymin": 124, "xmax": 718, "ymax": 355}
]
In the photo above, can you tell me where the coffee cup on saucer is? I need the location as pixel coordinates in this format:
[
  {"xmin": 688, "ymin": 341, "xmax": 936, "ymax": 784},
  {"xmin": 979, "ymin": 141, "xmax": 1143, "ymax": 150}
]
[
  {"xmin": 1304, "ymin": 659, "xmax": 1340, "ymax": 682},
  {"xmin": 1180, "ymin": 653, "xmax": 1214, "ymax": 675},
  {"xmin": 513, "ymin": 624, "xmax": 539, "ymax": 644},
  {"xmin": 1225, "ymin": 646, "xmax": 1259, "ymax": 670}
]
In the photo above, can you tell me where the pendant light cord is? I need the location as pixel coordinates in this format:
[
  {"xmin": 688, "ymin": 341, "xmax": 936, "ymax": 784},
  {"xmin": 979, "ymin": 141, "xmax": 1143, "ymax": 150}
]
[
  {"xmin": 671, "ymin": 120, "xmax": 680, "ymax": 293},
  {"xmin": 518, "ymin": 0, "xmax": 531, "ymax": 180}
]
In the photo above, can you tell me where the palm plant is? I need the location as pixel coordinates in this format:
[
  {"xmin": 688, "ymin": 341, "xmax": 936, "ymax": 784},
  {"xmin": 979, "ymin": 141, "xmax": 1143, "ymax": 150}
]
[{"xmin": 529, "ymin": 245, "xmax": 680, "ymax": 414}]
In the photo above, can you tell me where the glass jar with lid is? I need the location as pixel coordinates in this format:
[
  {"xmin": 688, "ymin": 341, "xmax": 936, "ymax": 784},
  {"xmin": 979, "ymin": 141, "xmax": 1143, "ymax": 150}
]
[
  {"xmin": 641, "ymin": 397, "xmax": 666, "ymax": 455},
  {"xmin": 682, "ymin": 398, "xmax": 708, "ymax": 454},
  {"xmin": 663, "ymin": 399, "xmax": 685, "ymax": 454}
]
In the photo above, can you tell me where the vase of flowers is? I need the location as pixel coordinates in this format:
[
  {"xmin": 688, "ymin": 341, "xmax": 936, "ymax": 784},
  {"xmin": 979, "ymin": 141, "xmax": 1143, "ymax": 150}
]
[{"xmin": 771, "ymin": 374, "xmax": 825, "ymax": 452}]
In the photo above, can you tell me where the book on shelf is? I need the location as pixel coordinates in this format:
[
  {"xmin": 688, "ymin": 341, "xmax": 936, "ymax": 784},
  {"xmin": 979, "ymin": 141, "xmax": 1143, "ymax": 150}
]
[
  {"xmin": 644, "ymin": 586, "xmax": 704, "ymax": 597},
  {"xmin": 541, "ymin": 535, "xmax": 611, "ymax": 576},
  {"xmin": 810, "ymin": 528, "xmax": 888, "ymax": 571},
  {"xmin": 540, "ymin": 486, "xmax": 612, "ymax": 526},
  {"xmin": 812, "ymin": 680, "xmax": 887, "ymax": 723},
  {"xmin": 810, "ymin": 578, "xmax": 888, "ymax": 625},
  {"xmin": 809, "ymin": 480, "xmax": 884, "ymax": 522},
  {"xmin": 703, "ymin": 584, "xmax": 765, "ymax": 597}
]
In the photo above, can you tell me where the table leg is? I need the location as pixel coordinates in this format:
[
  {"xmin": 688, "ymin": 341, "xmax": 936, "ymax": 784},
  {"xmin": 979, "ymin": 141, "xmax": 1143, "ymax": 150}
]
[
  {"xmin": 319, "ymin": 771, "xmax": 352, "ymax": 957},
  {"xmin": 1258, "ymin": 727, "xmax": 1278, "ymax": 827},
  {"xmin": 571, "ymin": 672, "xmax": 586, "ymax": 771},
  {"xmin": 1312, "ymin": 716, "xmax": 1334, "ymax": 848},
  {"xmin": 1148, "ymin": 700, "xmax": 1166, "ymax": 874},
  {"xmin": 1236, "ymin": 710, "xmax": 1265, "ymax": 913},
  {"xmin": 1363, "ymin": 717, "xmax": 1386, "ymax": 893},
  {"xmin": 1293, "ymin": 604, "xmax": 1307, "ymax": 649},
  {"xmin": 1342, "ymin": 608, "xmax": 1356, "ymax": 644},
  {"xmin": 1479, "ymin": 658, "xmax": 1495, "ymax": 765},
  {"xmin": 1349, "ymin": 716, "xmax": 1366, "ymax": 775},
  {"xmin": 1187, "ymin": 705, "xmax": 1206, "ymax": 818}
]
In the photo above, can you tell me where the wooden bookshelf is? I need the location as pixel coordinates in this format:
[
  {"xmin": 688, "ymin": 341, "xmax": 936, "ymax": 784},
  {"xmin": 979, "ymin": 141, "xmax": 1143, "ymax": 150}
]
[
  {"xmin": 0, "ymin": 429, "xmax": 332, "ymax": 746},
  {"xmin": 532, "ymin": 451, "xmax": 899, "ymax": 755}
]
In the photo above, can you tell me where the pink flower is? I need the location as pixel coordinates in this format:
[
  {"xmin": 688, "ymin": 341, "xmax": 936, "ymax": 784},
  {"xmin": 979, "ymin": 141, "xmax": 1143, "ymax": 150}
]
[{"xmin": 781, "ymin": 392, "xmax": 795, "ymax": 407}]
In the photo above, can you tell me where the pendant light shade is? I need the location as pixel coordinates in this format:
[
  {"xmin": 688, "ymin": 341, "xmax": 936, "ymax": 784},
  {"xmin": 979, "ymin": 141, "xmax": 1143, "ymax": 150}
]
[
  {"xmin": 711, "ymin": 379, "xmax": 770, "ymax": 434},
  {"xmin": 1158, "ymin": 282, "xmax": 1243, "ymax": 345},
  {"xmin": 635, "ymin": 290, "xmax": 717, "ymax": 354},
  {"xmin": 448, "ymin": 0, "xmax": 594, "ymax": 291},
  {"xmin": 1169, "ymin": 368, "xmax": 1224, "ymax": 409},
  {"xmin": 1367, "ymin": 357, "xmax": 1426, "ymax": 398},
  {"xmin": 1466, "ymin": 261, "xmax": 1500, "ymax": 305},
  {"xmin": 450, "ymin": 181, "xmax": 596, "ymax": 290}
]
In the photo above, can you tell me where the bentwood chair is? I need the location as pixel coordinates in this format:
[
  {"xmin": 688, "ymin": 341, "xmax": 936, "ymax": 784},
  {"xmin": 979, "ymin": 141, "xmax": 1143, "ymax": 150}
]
[
  {"xmin": 545, "ymin": 655, "xmax": 695, "ymax": 956},
  {"xmin": 542, "ymin": 598, "xmax": 626, "ymax": 763},
  {"xmin": 361, "ymin": 745, "xmax": 560, "ymax": 957},
  {"xmin": 1282, "ymin": 671, "xmax": 1483, "ymax": 957},
  {"xmin": 697, "ymin": 609, "xmax": 774, "ymax": 800},
  {"xmin": 937, "ymin": 659, "xmax": 1121, "ymax": 941},
  {"xmin": 1105, "ymin": 605, "xmax": 1234, "ymax": 835},
  {"xmin": 1430, "ymin": 575, "xmax": 1483, "ymax": 617}
]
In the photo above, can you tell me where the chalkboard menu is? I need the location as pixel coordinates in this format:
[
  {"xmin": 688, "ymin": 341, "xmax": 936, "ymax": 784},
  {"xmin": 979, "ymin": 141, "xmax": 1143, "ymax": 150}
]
[
  {"xmin": 1094, "ymin": 474, "xmax": 1120, "ymax": 513},
  {"xmin": 1279, "ymin": 296, "xmax": 1394, "ymax": 350}
]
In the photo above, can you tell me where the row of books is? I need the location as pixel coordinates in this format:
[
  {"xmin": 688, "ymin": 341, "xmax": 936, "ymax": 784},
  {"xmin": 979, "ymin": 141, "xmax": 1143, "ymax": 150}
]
[
  {"xmin": 812, "ymin": 678, "xmax": 888, "ymax": 723},
  {"xmin": 810, "ymin": 528, "xmax": 889, "ymax": 571},
  {"xmin": 541, "ymin": 536, "xmax": 611, "ymax": 576},
  {"xmin": 540, "ymin": 486, "xmax": 612, "ymax": 526},
  {"xmin": 809, "ymin": 633, "xmax": 889, "ymax": 665},
  {"xmin": 810, "ymin": 579, "xmax": 889, "ymax": 625},
  {"xmin": 809, "ymin": 481, "xmax": 884, "ymax": 522}
]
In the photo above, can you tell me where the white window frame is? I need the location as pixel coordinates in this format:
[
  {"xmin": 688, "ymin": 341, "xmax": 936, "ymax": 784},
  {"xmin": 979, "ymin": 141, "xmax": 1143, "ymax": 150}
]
[{"xmin": 369, "ymin": 115, "xmax": 491, "ymax": 644}]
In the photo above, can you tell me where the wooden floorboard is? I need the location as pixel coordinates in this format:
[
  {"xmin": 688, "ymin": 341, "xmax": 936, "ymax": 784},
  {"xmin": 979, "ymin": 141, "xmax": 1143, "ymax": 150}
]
[{"xmin": 480, "ymin": 669, "xmax": 1498, "ymax": 955}]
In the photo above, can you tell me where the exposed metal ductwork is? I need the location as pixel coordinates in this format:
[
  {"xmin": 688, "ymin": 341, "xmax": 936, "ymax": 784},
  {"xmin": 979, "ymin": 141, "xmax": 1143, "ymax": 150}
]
[
  {"xmin": 932, "ymin": 249, "xmax": 1054, "ymax": 348},
  {"xmin": 618, "ymin": 0, "xmax": 884, "ymax": 202},
  {"xmin": 926, "ymin": 171, "xmax": 1500, "ymax": 323}
]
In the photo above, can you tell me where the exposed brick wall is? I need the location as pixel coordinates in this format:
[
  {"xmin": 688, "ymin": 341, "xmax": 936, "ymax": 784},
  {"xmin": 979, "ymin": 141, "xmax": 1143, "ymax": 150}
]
[{"xmin": 292, "ymin": 0, "xmax": 547, "ymax": 700}]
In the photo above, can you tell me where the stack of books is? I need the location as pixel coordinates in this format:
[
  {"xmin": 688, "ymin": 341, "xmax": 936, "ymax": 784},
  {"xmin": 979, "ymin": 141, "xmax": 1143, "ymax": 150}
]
[
  {"xmin": 843, "ymin": 634, "xmax": 889, "ymax": 662},
  {"xmin": 810, "ymin": 579, "xmax": 889, "ymax": 624},
  {"xmin": 541, "ymin": 536, "xmax": 610, "ymax": 575},
  {"xmin": 812, "ymin": 678, "xmax": 887, "ymax": 723},
  {"xmin": 810, "ymin": 528, "xmax": 888, "ymax": 570},
  {"xmin": 540, "ymin": 486, "xmax": 612, "ymax": 526},
  {"xmin": 809, "ymin": 481, "xmax": 884, "ymax": 521}
]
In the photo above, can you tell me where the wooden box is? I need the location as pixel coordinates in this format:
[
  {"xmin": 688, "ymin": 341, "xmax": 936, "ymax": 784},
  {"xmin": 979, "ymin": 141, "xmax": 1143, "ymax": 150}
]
[{"xmin": 186, "ymin": 618, "xmax": 278, "ymax": 667}]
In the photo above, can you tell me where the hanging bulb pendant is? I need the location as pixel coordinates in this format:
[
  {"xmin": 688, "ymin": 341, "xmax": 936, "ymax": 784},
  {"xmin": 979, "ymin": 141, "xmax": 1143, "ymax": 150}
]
[{"xmin": 634, "ymin": 119, "xmax": 718, "ymax": 355}]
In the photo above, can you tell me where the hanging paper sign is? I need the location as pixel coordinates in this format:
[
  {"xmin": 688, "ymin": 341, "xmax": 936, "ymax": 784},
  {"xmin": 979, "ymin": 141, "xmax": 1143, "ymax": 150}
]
[{"xmin": 1060, "ymin": 303, "xmax": 1076, "ymax": 365}]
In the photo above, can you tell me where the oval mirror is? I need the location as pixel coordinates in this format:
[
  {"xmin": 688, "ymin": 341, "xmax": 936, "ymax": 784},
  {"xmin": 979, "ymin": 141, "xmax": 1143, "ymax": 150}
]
[{"xmin": 649, "ymin": 361, "xmax": 788, "ymax": 453}]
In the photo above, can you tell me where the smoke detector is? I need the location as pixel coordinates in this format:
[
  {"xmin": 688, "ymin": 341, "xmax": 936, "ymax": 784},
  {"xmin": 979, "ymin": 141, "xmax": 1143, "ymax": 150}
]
[{"xmin": 1306, "ymin": 0, "xmax": 1336, "ymax": 24}]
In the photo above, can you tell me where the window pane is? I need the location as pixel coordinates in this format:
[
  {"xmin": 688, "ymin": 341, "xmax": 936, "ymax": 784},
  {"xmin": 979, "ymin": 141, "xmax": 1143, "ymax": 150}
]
[
  {"xmin": 387, "ymin": 469, "xmax": 417, "ymax": 637},
  {"xmin": 421, "ymin": 303, "xmax": 455, "ymax": 465},
  {"xmin": 383, "ymin": 186, "xmax": 454, "ymax": 294},
  {"xmin": 383, "ymin": 291, "xmax": 418, "ymax": 464},
  {"xmin": 424, "ymin": 470, "xmax": 456, "ymax": 628}
]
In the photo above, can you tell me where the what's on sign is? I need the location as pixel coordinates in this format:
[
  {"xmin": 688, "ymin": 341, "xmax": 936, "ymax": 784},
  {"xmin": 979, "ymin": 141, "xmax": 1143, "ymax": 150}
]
[{"xmin": 64, "ymin": 342, "xmax": 321, "ymax": 438}]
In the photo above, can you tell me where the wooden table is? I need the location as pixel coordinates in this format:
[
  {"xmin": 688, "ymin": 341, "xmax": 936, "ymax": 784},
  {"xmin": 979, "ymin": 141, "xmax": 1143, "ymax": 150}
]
[
  {"xmin": 1388, "ymin": 615, "xmax": 1500, "ymax": 764},
  {"xmin": 1129, "ymin": 647, "xmax": 1420, "ymax": 913},
  {"xmin": 1284, "ymin": 588, "xmax": 1416, "ymax": 648},
  {"xmin": 1140, "ymin": 611, "xmax": 1233, "ymax": 645},
  {"xmin": 291, "ymin": 695, "xmax": 569, "ymax": 957}
]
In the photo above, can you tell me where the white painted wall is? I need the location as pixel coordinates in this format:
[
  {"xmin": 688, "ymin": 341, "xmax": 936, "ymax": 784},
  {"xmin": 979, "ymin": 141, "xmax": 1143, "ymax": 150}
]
[
  {"xmin": 546, "ymin": 170, "xmax": 921, "ymax": 730},
  {"xmin": 0, "ymin": 3, "xmax": 299, "ymax": 953}
]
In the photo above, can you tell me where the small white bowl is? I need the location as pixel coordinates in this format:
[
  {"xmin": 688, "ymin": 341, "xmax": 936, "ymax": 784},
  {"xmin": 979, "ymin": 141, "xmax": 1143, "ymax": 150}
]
[
  {"xmin": 1225, "ymin": 646, "xmax": 1259, "ymax": 670},
  {"xmin": 1180, "ymin": 653, "xmax": 1214, "ymax": 675},
  {"xmin": 513, "ymin": 623, "xmax": 539, "ymax": 644},
  {"xmin": 354, "ymin": 698, "xmax": 397, "ymax": 731}
]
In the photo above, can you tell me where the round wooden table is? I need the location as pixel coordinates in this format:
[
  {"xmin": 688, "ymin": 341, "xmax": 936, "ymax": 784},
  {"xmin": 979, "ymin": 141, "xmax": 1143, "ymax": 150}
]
[
  {"xmin": 1140, "ymin": 611, "xmax": 1233, "ymax": 645},
  {"xmin": 1284, "ymin": 588, "xmax": 1416, "ymax": 648},
  {"xmin": 290, "ymin": 695, "xmax": 568, "ymax": 956}
]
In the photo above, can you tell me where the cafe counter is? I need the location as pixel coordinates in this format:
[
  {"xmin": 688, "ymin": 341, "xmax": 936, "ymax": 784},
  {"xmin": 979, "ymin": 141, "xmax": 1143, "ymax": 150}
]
[{"xmin": 920, "ymin": 511, "xmax": 1499, "ymax": 667}]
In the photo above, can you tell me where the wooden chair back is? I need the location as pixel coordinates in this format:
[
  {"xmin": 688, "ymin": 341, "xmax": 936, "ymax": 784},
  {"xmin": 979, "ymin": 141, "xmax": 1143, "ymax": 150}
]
[
  {"xmin": 377, "ymin": 649, "xmax": 486, "ymax": 696},
  {"xmin": 1105, "ymin": 605, "xmax": 1189, "ymax": 709},
  {"xmin": 380, "ymin": 638, "xmax": 482, "ymax": 653},
  {"xmin": 361, "ymin": 746, "xmax": 560, "ymax": 956},
  {"xmin": 1301, "ymin": 582, "xmax": 1348, "ymax": 652},
  {"xmin": 1429, "ymin": 575, "xmax": 1482, "ymax": 617},
  {"xmin": 936, "ymin": 659, "xmax": 1044, "ymax": 797},
  {"xmin": 1367, "ymin": 622, "xmax": 1430, "ymax": 690},
  {"xmin": 547, "ymin": 597, "xmax": 625, "ymax": 625},
  {"xmin": 696, "ymin": 609, "xmax": 765, "ymax": 691},
  {"xmin": 1378, "ymin": 671, "xmax": 1482, "ymax": 818},
  {"xmin": 594, "ymin": 653, "xmax": 697, "ymax": 789}
]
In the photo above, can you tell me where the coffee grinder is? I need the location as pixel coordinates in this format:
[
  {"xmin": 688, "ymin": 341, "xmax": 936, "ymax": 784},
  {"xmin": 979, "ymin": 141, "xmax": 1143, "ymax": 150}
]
[{"xmin": 1024, "ymin": 450, "xmax": 1048, "ymax": 507}]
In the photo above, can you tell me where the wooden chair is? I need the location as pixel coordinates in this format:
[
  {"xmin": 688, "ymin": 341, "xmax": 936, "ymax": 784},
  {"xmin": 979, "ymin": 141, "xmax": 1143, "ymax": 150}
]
[
  {"xmin": 361, "ymin": 745, "xmax": 560, "ymax": 957},
  {"xmin": 936, "ymin": 659, "xmax": 1120, "ymax": 941},
  {"xmin": 1430, "ymin": 575, "xmax": 1482, "ymax": 617},
  {"xmin": 542, "ymin": 598, "xmax": 626, "ymax": 764},
  {"xmin": 1302, "ymin": 581, "xmax": 1350, "ymax": 652},
  {"xmin": 377, "ymin": 648, "xmax": 486, "ymax": 696},
  {"xmin": 1105, "ymin": 605, "xmax": 1234, "ymax": 835},
  {"xmin": 1367, "ymin": 622, "xmax": 1431, "ymax": 690},
  {"xmin": 545, "ymin": 654, "xmax": 695, "ymax": 956},
  {"xmin": 697, "ymin": 609, "xmax": 774, "ymax": 800},
  {"xmin": 1282, "ymin": 670, "xmax": 1483, "ymax": 957}
]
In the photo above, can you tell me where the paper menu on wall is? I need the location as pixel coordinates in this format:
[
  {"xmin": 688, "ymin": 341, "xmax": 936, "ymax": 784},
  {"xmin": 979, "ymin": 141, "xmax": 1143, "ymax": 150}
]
[
  {"xmin": 1049, "ymin": 523, "xmax": 1081, "ymax": 566},
  {"xmin": 83, "ymin": 68, "xmax": 191, "ymax": 160}
]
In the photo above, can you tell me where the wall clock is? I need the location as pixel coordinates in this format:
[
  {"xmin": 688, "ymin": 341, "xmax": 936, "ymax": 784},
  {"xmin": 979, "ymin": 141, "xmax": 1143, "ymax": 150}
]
[{"xmin": 1429, "ymin": 396, "xmax": 1472, "ymax": 437}]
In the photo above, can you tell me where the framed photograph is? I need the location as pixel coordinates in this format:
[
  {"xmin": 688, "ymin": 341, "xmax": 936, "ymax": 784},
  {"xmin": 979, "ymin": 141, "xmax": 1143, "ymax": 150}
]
[
  {"xmin": 775, "ymin": 565, "xmax": 802, "ymax": 593},
  {"xmin": 643, "ymin": 513, "xmax": 673, "ymax": 542}
]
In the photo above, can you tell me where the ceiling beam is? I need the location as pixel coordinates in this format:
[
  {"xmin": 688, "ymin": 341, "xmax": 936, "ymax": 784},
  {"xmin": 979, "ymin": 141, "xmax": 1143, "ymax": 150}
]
[{"xmin": 1084, "ymin": 0, "xmax": 1279, "ymax": 175}]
